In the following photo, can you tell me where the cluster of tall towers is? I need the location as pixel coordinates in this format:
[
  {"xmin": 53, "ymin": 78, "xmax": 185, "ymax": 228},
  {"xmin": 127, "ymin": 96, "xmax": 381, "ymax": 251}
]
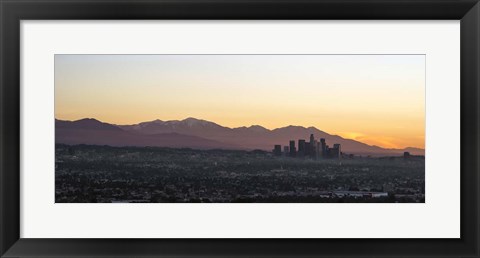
[{"xmin": 273, "ymin": 134, "xmax": 341, "ymax": 159}]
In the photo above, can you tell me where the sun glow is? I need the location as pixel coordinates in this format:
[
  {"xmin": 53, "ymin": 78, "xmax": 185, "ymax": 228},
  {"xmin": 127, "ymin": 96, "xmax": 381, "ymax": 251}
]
[{"xmin": 55, "ymin": 54, "xmax": 425, "ymax": 149}]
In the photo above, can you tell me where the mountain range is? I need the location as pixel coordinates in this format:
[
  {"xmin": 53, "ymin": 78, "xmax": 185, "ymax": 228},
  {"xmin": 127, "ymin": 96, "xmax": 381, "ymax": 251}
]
[{"xmin": 56, "ymin": 117, "xmax": 424, "ymax": 156}]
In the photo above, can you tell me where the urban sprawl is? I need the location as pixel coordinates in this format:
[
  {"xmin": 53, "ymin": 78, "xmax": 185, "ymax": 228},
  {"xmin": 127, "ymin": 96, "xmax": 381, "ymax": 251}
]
[{"xmin": 55, "ymin": 134, "xmax": 425, "ymax": 203}]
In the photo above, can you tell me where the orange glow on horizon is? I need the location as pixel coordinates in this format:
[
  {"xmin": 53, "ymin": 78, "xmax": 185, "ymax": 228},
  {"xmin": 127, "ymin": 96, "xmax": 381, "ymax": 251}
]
[{"xmin": 55, "ymin": 54, "xmax": 425, "ymax": 149}]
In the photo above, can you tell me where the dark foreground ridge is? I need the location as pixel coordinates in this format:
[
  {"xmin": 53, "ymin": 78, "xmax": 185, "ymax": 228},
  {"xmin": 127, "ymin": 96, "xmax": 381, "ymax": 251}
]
[{"xmin": 55, "ymin": 144, "xmax": 425, "ymax": 203}]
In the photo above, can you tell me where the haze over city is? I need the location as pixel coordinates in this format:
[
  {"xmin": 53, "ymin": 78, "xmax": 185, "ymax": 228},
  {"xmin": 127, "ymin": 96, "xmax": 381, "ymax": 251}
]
[{"xmin": 55, "ymin": 54, "xmax": 425, "ymax": 149}]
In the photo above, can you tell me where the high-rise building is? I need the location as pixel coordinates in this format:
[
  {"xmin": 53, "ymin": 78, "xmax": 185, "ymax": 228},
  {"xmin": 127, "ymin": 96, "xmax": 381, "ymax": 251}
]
[
  {"xmin": 309, "ymin": 134, "xmax": 316, "ymax": 158},
  {"xmin": 320, "ymin": 138, "xmax": 326, "ymax": 158},
  {"xmin": 283, "ymin": 146, "xmax": 289, "ymax": 156},
  {"xmin": 273, "ymin": 145, "xmax": 282, "ymax": 156},
  {"xmin": 289, "ymin": 140, "xmax": 296, "ymax": 157},
  {"xmin": 316, "ymin": 141, "xmax": 321, "ymax": 159},
  {"xmin": 298, "ymin": 139, "xmax": 306, "ymax": 157},
  {"xmin": 311, "ymin": 139, "xmax": 318, "ymax": 159},
  {"xmin": 332, "ymin": 143, "xmax": 341, "ymax": 159},
  {"xmin": 305, "ymin": 142, "xmax": 311, "ymax": 157}
]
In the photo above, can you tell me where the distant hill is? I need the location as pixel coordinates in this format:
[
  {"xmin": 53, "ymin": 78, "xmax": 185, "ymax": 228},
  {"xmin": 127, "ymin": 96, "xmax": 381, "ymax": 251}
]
[
  {"xmin": 55, "ymin": 119, "xmax": 239, "ymax": 150},
  {"xmin": 56, "ymin": 118, "xmax": 424, "ymax": 156},
  {"xmin": 56, "ymin": 118, "xmax": 122, "ymax": 131}
]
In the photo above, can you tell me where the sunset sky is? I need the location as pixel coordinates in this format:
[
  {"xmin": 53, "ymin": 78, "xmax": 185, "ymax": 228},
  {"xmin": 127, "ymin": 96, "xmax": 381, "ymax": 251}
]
[{"xmin": 55, "ymin": 54, "xmax": 425, "ymax": 149}]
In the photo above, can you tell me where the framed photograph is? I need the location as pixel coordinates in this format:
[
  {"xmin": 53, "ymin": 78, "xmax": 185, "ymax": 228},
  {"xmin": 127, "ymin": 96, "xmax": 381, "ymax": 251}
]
[{"xmin": 1, "ymin": 0, "xmax": 479, "ymax": 257}]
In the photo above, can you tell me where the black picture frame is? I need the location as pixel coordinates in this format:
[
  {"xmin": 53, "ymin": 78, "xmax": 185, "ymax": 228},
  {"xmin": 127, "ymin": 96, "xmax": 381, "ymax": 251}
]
[{"xmin": 1, "ymin": 0, "xmax": 479, "ymax": 257}]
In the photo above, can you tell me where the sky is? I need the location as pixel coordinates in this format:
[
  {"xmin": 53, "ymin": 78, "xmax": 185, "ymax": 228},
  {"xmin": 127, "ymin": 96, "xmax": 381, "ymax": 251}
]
[{"xmin": 55, "ymin": 54, "xmax": 425, "ymax": 149}]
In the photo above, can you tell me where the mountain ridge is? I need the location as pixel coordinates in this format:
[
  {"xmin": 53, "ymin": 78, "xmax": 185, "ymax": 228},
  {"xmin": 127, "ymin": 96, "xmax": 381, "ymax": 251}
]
[{"xmin": 56, "ymin": 117, "xmax": 424, "ymax": 156}]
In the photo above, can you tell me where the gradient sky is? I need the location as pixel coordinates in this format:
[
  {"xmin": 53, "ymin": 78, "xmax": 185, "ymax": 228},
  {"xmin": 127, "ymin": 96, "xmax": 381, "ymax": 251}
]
[{"xmin": 55, "ymin": 55, "xmax": 425, "ymax": 149}]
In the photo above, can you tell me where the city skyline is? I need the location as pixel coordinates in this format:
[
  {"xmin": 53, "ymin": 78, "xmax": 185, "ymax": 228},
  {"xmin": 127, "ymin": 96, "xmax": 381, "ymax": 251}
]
[{"xmin": 55, "ymin": 54, "xmax": 425, "ymax": 149}]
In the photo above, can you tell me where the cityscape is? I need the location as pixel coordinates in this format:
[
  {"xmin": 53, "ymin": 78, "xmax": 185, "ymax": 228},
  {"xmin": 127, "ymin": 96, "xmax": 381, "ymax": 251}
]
[
  {"xmin": 55, "ymin": 129, "xmax": 424, "ymax": 203},
  {"xmin": 273, "ymin": 134, "xmax": 342, "ymax": 159},
  {"xmin": 55, "ymin": 54, "xmax": 425, "ymax": 203}
]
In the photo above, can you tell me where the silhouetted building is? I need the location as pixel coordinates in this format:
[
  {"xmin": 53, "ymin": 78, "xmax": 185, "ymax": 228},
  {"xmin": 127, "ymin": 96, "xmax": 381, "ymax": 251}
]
[
  {"xmin": 298, "ymin": 139, "xmax": 306, "ymax": 157},
  {"xmin": 273, "ymin": 145, "xmax": 282, "ymax": 156},
  {"xmin": 315, "ymin": 141, "xmax": 321, "ymax": 159},
  {"xmin": 320, "ymin": 138, "xmax": 326, "ymax": 158},
  {"xmin": 305, "ymin": 142, "xmax": 311, "ymax": 157},
  {"xmin": 404, "ymin": 152, "xmax": 411, "ymax": 159},
  {"xmin": 332, "ymin": 144, "xmax": 341, "ymax": 159},
  {"xmin": 283, "ymin": 146, "xmax": 289, "ymax": 156},
  {"xmin": 289, "ymin": 140, "xmax": 296, "ymax": 157},
  {"xmin": 308, "ymin": 134, "xmax": 316, "ymax": 158}
]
